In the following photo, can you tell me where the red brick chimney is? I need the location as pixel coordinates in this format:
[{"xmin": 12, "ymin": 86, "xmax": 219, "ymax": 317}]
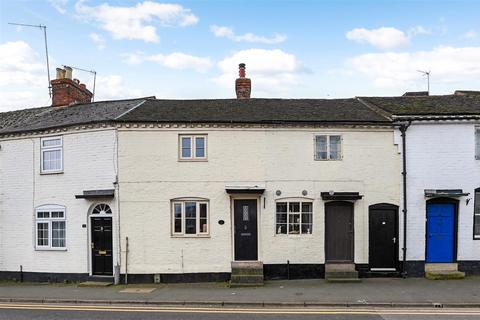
[
  {"xmin": 235, "ymin": 63, "xmax": 251, "ymax": 99},
  {"xmin": 51, "ymin": 66, "xmax": 93, "ymax": 107}
]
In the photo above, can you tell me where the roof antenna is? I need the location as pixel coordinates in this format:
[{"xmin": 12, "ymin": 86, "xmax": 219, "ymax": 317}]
[
  {"xmin": 63, "ymin": 65, "xmax": 97, "ymax": 102},
  {"xmin": 8, "ymin": 22, "xmax": 52, "ymax": 98},
  {"xmin": 417, "ymin": 70, "xmax": 430, "ymax": 95}
]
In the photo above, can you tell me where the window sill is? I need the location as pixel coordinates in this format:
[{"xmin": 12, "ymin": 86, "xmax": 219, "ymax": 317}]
[
  {"xmin": 171, "ymin": 234, "xmax": 210, "ymax": 238},
  {"xmin": 275, "ymin": 233, "xmax": 313, "ymax": 237},
  {"xmin": 40, "ymin": 171, "xmax": 64, "ymax": 175},
  {"xmin": 35, "ymin": 247, "xmax": 67, "ymax": 251},
  {"xmin": 178, "ymin": 158, "xmax": 208, "ymax": 162}
]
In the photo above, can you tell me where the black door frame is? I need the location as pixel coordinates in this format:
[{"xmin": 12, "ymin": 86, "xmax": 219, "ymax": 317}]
[
  {"xmin": 232, "ymin": 197, "xmax": 259, "ymax": 261},
  {"xmin": 424, "ymin": 197, "xmax": 459, "ymax": 263},
  {"xmin": 368, "ymin": 203, "xmax": 399, "ymax": 270},
  {"xmin": 324, "ymin": 201, "xmax": 355, "ymax": 263},
  {"xmin": 89, "ymin": 209, "xmax": 114, "ymax": 276}
]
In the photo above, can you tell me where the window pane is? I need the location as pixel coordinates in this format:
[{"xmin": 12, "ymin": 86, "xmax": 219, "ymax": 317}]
[
  {"xmin": 330, "ymin": 136, "xmax": 341, "ymax": 160},
  {"xmin": 276, "ymin": 224, "xmax": 287, "ymax": 234},
  {"xmin": 302, "ymin": 202, "xmax": 312, "ymax": 213},
  {"xmin": 475, "ymin": 190, "xmax": 480, "ymax": 215},
  {"xmin": 174, "ymin": 203, "xmax": 182, "ymax": 233},
  {"xmin": 181, "ymin": 137, "xmax": 192, "ymax": 158},
  {"xmin": 301, "ymin": 223, "xmax": 313, "ymax": 234},
  {"xmin": 52, "ymin": 221, "xmax": 66, "ymax": 247},
  {"xmin": 185, "ymin": 202, "xmax": 196, "ymax": 234},
  {"xmin": 43, "ymin": 150, "xmax": 61, "ymax": 171},
  {"xmin": 42, "ymin": 138, "xmax": 61, "ymax": 147},
  {"xmin": 51, "ymin": 211, "xmax": 64, "ymax": 218},
  {"xmin": 476, "ymin": 129, "xmax": 480, "ymax": 159},
  {"xmin": 199, "ymin": 203, "xmax": 208, "ymax": 233},
  {"xmin": 195, "ymin": 137, "xmax": 205, "ymax": 158},
  {"xmin": 289, "ymin": 222, "xmax": 300, "ymax": 234},
  {"xmin": 37, "ymin": 211, "xmax": 50, "ymax": 219},
  {"xmin": 315, "ymin": 136, "xmax": 327, "ymax": 160},
  {"xmin": 37, "ymin": 223, "xmax": 49, "ymax": 246},
  {"xmin": 289, "ymin": 202, "xmax": 300, "ymax": 212}
]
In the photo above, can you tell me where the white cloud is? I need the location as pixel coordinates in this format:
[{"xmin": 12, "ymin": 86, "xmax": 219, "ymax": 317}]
[
  {"xmin": 49, "ymin": 0, "xmax": 69, "ymax": 14},
  {"xmin": 0, "ymin": 41, "xmax": 50, "ymax": 111},
  {"xmin": 210, "ymin": 25, "xmax": 286, "ymax": 44},
  {"xmin": 346, "ymin": 27, "xmax": 410, "ymax": 50},
  {"xmin": 463, "ymin": 29, "xmax": 478, "ymax": 39},
  {"xmin": 93, "ymin": 75, "xmax": 143, "ymax": 101},
  {"xmin": 75, "ymin": 1, "xmax": 198, "ymax": 43},
  {"xmin": 409, "ymin": 25, "xmax": 431, "ymax": 36},
  {"xmin": 214, "ymin": 49, "xmax": 307, "ymax": 96},
  {"xmin": 89, "ymin": 33, "xmax": 105, "ymax": 50},
  {"xmin": 347, "ymin": 46, "xmax": 480, "ymax": 88},
  {"xmin": 121, "ymin": 52, "xmax": 212, "ymax": 72}
]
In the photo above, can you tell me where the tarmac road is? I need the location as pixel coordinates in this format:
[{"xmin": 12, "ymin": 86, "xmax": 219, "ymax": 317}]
[{"xmin": 0, "ymin": 303, "xmax": 480, "ymax": 320}]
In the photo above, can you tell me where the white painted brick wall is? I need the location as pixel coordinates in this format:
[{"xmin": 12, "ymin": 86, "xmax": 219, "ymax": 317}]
[
  {"xmin": 0, "ymin": 129, "xmax": 118, "ymax": 274},
  {"xmin": 394, "ymin": 122, "xmax": 480, "ymax": 261},
  {"xmin": 118, "ymin": 127, "xmax": 401, "ymax": 274}
]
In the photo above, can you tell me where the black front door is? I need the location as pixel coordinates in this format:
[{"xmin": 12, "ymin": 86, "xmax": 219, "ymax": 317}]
[
  {"xmin": 91, "ymin": 217, "xmax": 113, "ymax": 275},
  {"xmin": 369, "ymin": 204, "xmax": 398, "ymax": 270},
  {"xmin": 325, "ymin": 201, "xmax": 354, "ymax": 262},
  {"xmin": 234, "ymin": 199, "xmax": 258, "ymax": 261}
]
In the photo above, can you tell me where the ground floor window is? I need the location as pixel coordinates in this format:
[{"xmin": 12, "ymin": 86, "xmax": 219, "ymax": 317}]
[
  {"xmin": 35, "ymin": 205, "xmax": 66, "ymax": 249},
  {"xmin": 276, "ymin": 201, "xmax": 313, "ymax": 234},
  {"xmin": 171, "ymin": 200, "xmax": 209, "ymax": 236},
  {"xmin": 474, "ymin": 188, "xmax": 480, "ymax": 239}
]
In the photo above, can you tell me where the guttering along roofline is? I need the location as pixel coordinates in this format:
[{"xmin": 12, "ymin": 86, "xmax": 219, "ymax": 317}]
[{"xmin": 392, "ymin": 114, "xmax": 480, "ymax": 121}]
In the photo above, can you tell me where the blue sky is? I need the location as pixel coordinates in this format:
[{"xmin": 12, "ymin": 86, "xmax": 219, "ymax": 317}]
[{"xmin": 1, "ymin": 0, "xmax": 479, "ymax": 111}]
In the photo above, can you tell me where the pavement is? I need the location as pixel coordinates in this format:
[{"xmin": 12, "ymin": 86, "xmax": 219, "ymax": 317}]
[{"xmin": 0, "ymin": 277, "xmax": 479, "ymax": 308}]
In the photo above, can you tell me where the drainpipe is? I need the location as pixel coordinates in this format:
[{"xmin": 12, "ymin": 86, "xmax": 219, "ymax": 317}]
[{"xmin": 399, "ymin": 121, "xmax": 412, "ymax": 278}]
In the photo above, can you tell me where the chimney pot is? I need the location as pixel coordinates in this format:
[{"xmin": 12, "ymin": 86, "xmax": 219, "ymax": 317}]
[
  {"xmin": 235, "ymin": 63, "xmax": 251, "ymax": 99},
  {"xmin": 64, "ymin": 66, "xmax": 72, "ymax": 79},
  {"xmin": 51, "ymin": 66, "xmax": 92, "ymax": 107}
]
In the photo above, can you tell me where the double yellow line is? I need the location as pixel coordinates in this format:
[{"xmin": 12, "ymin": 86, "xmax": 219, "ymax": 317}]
[{"xmin": 0, "ymin": 303, "xmax": 480, "ymax": 316}]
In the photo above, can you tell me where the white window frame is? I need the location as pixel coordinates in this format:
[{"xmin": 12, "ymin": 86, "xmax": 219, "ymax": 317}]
[
  {"xmin": 475, "ymin": 127, "xmax": 480, "ymax": 160},
  {"xmin": 474, "ymin": 188, "xmax": 480, "ymax": 239},
  {"xmin": 275, "ymin": 200, "xmax": 313, "ymax": 235},
  {"xmin": 35, "ymin": 204, "xmax": 67, "ymax": 250},
  {"xmin": 171, "ymin": 200, "xmax": 209, "ymax": 237},
  {"xmin": 40, "ymin": 136, "xmax": 63, "ymax": 173},
  {"xmin": 178, "ymin": 134, "xmax": 208, "ymax": 161},
  {"xmin": 314, "ymin": 134, "xmax": 343, "ymax": 161}
]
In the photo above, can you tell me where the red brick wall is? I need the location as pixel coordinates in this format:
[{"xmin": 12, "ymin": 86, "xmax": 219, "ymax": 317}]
[{"xmin": 51, "ymin": 78, "xmax": 93, "ymax": 107}]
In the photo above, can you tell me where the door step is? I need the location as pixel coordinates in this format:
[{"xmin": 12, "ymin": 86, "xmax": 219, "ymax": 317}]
[
  {"xmin": 325, "ymin": 263, "xmax": 360, "ymax": 282},
  {"xmin": 78, "ymin": 281, "xmax": 113, "ymax": 287},
  {"xmin": 230, "ymin": 261, "xmax": 263, "ymax": 287},
  {"xmin": 426, "ymin": 270, "xmax": 465, "ymax": 280},
  {"xmin": 425, "ymin": 263, "xmax": 458, "ymax": 272},
  {"xmin": 88, "ymin": 276, "xmax": 114, "ymax": 283}
]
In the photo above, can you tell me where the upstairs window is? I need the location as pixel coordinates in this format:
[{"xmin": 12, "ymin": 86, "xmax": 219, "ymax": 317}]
[
  {"xmin": 36, "ymin": 205, "xmax": 66, "ymax": 249},
  {"xmin": 41, "ymin": 136, "xmax": 63, "ymax": 173},
  {"xmin": 474, "ymin": 188, "xmax": 480, "ymax": 239},
  {"xmin": 171, "ymin": 200, "xmax": 209, "ymax": 236},
  {"xmin": 475, "ymin": 128, "xmax": 480, "ymax": 160},
  {"xmin": 315, "ymin": 135, "xmax": 342, "ymax": 160},
  {"xmin": 179, "ymin": 135, "xmax": 207, "ymax": 160},
  {"xmin": 276, "ymin": 201, "xmax": 313, "ymax": 235}
]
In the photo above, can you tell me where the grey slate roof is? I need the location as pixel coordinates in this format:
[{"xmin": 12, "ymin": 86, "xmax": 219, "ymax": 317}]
[
  {"xmin": 360, "ymin": 95, "xmax": 480, "ymax": 116},
  {"xmin": 0, "ymin": 98, "xmax": 146, "ymax": 134},
  {"xmin": 3, "ymin": 93, "xmax": 480, "ymax": 135},
  {"xmin": 116, "ymin": 98, "xmax": 390, "ymax": 124}
]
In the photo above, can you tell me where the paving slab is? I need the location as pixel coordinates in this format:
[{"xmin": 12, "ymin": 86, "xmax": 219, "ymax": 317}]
[{"xmin": 0, "ymin": 277, "xmax": 479, "ymax": 307}]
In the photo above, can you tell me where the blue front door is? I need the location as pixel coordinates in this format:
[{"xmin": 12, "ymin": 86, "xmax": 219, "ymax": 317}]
[{"xmin": 426, "ymin": 203, "xmax": 455, "ymax": 263}]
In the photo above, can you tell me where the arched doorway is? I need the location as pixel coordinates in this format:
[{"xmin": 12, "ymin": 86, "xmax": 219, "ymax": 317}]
[{"xmin": 90, "ymin": 203, "xmax": 113, "ymax": 276}]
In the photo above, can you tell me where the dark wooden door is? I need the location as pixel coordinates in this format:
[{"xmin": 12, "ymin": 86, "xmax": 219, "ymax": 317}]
[
  {"xmin": 369, "ymin": 204, "xmax": 398, "ymax": 270},
  {"xmin": 325, "ymin": 201, "xmax": 354, "ymax": 262},
  {"xmin": 234, "ymin": 199, "xmax": 258, "ymax": 261},
  {"xmin": 91, "ymin": 217, "xmax": 113, "ymax": 275}
]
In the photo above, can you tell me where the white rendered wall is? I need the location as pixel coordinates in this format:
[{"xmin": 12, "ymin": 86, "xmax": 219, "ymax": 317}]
[
  {"xmin": 118, "ymin": 127, "xmax": 401, "ymax": 274},
  {"xmin": 394, "ymin": 122, "xmax": 480, "ymax": 262},
  {"xmin": 0, "ymin": 129, "xmax": 118, "ymax": 274}
]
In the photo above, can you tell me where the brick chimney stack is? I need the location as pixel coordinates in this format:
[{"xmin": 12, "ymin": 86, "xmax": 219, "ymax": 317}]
[
  {"xmin": 51, "ymin": 66, "xmax": 93, "ymax": 107},
  {"xmin": 235, "ymin": 63, "xmax": 251, "ymax": 99}
]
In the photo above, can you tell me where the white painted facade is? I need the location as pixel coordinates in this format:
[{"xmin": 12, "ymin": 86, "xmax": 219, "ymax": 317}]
[
  {"xmin": 117, "ymin": 125, "xmax": 401, "ymax": 275},
  {"xmin": 0, "ymin": 128, "xmax": 119, "ymax": 276},
  {"xmin": 394, "ymin": 121, "xmax": 480, "ymax": 262}
]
